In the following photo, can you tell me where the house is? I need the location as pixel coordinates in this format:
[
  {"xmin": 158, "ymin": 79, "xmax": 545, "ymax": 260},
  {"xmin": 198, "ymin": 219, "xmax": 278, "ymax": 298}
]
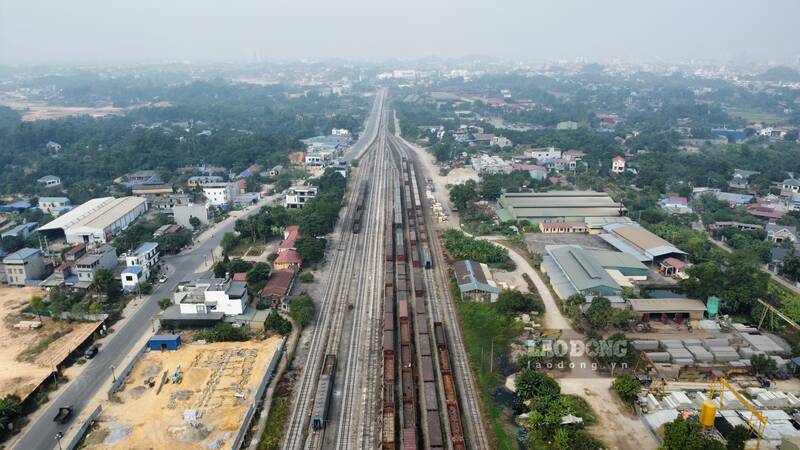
[
  {"xmin": 781, "ymin": 179, "xmax": 800, "ymax": 196},
  {"xmin": 125, "ymin": 242, "xmax": 159, "ymax": 279},
  {"xmin": 274, "ymin": 249, "xmax": 302, "ymax": 270},
  {"xmin": 37, "ymin": 175, "xmax": 61, "ymax": 188},
  {"xmin": 41, "ymin": 260, "xmax": 78, "ymax": 288},
  {"xmin": 38, "ymin": 197, "xmax": 71, "ymax": 215},
  {"xmin": 454, "ymin": 260, "xmax": 500, "ymax": 302},
  {"xmin": 524, "ymin": 147, "xmax": 562, "ymax": 164},
  {"xmin": 490, "ymin": 136, "xmax": 513, "ymax": 148},
  {"xmin": 611, "ymin": 156, "xmax": 626, "ymax": 174},
  {"xmin": 150, "ymin": 193, "xmax": 189, "ymax": 212},
  {"xmin": 46, "ymin": 141, "xmax": 62, "ymax": 153},
  {"xmin": 766, "ymin": 224, "xmax": 798, "ymax": 244},
  {"xmin": 173, "ymin": 203, "xmax": 209, "ymax": 229},
  {"xmin": 173, "ymin": 277, "xmax": 250, "ymax": 316},
  {"xmin": 659, "ymin": 257, "xmax": 689, "ymax": 279},
  {"xmin": 237, "ymin": 164, "xmax": 259, "ymax": 179},
  {"xmin": 659, "ymin": 197, "xmax": 691, "ymax": 214},
  {"xmin": 74, "ymin": 244, "xmax": 118, "ymax": 287},
  {"xmin": 730, "ymin": 169, "xmax": 759, "ymax": 189},
  {"xmin": 259, "ymin": 268, "xmax": 297, "ymax": 310},
  {"xmin": 472, "ymin": 155, "xmax": 513, "ymax": 175},
  {"xmin": 538, "ymin": 221, "xmax": 588, "ymax": 234},
  {"xmin": 132, "ymin": 183, "xmax": 173, "ymax": 198},
  {"xmin": 38, "ymin": 196, "xmax": 148, "ymax": 245},
  {"xmin": 202, "ymin": 182, "xmax": 238, "ymax": 207},
  {"xmin": 304, "ymin": 150, "xmax": 335, "ymax": 167},
  {"xmin": 1, "ymin": 222, "xmax": 38, "ymax": 240},
  {"xmin": 268, "ymin": 165, "xmax": 284, "ymax": 177},
  {"xmin": 187, "ymin": 175, "xmax": 224, "ymax": 188},
  {"xmin": 512, "ymin": 163, "xmax": 548, "ymax": 180},
  {"xmin": 285, "ymin": 185, "xmax": 318, "ymax": 209},
  {"xmin": 0, "ymin": 200, "xmax": 32, "ymax": 213},
  {"xmin": 121, "ymin": 266, "xmax": 145, "ymax": 291},
  {"xmin": 2, "ymin": 248, "xmax": 46, "ymax": 286},
  {"xmin": 768, "ymin": 247, "xmax": 792, "ymax": 274}
]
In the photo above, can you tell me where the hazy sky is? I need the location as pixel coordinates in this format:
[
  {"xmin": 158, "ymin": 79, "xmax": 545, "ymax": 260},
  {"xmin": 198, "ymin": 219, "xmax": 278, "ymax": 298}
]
[{"xmin": 2, "ymin": 0, "xmax": 799, "ymax": 65}]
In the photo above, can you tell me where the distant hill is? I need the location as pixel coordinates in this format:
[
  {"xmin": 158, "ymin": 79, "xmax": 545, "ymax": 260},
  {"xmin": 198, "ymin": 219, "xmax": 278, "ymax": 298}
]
[{"xmin": 757, "ymin": 66, "xmax": 800, "ymax": 82}]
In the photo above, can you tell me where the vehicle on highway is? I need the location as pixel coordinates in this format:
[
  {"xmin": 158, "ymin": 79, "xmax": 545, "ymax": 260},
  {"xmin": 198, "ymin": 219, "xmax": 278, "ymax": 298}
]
[
  {"xmin": 83, "ymin": 344, "xmax": 100, "ymax": 359},
  {"xmin": 53, "ymin": 406, "xmax": 73, "ymax": 424},
  {"xmin": 84, "ymin": 344, "xmax": 99, "ymax": 359}
]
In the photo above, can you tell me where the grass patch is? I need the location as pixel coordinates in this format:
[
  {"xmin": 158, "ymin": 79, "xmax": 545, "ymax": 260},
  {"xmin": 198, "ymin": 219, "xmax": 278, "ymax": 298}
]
[
  {"xmin": 258, "ymin": 396, "xmax": 290, "ymax": 450},
  {"xmin": 17, "ymin": 330, "xmax": 68, "ymax": 362},
  {"xmin": 727, "ymin": 108, "xmax": 785, "ymax": 125},
  {"xmin": 453, "ymin": 282, "xmax": 521, "ymax": 450}
]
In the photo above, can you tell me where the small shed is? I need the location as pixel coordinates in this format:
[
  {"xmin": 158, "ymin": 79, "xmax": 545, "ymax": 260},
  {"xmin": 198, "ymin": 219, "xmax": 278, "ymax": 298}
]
[{"xmin": 148, "ymin": 334, "xmax": 181, "ymax": 351}]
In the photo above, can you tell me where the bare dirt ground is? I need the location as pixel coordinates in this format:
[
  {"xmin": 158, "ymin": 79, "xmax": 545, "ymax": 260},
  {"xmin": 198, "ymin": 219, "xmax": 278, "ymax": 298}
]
[
  {"xmin": 560, "ymin": 378, "xmax": 658, "ymax": 450},
  {"xmin": 83, "ymin": 337, "xmax": 282, "ymax": 449},
  {"xmin": 0, "ymin": 96, "xmax": 171, "ymax": 122},
  {"xmin": 0, "ymin": 286, "xmax": 101, "ymax": 399}
]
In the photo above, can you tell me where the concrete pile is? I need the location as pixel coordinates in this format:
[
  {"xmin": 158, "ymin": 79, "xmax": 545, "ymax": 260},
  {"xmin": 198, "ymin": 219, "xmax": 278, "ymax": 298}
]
[
  {"xmin": 632, "ymin": 340, "xmax": 659, "ymax": 351},
  {"xmin": 686, "ymin": 345, "xmax": 713, "ymax": 362}
]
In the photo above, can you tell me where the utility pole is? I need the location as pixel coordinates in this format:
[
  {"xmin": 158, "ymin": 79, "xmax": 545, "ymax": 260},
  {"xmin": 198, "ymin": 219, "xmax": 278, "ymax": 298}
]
[{"xmin": 110, "ymin": 365, "xmax": 117, "ymax": 382}]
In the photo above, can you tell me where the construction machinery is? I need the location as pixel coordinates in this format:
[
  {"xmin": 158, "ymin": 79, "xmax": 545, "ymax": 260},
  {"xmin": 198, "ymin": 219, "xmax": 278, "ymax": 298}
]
[
  {"xmin": 757, "ymin": 298, "xmax": 800, "ymax": 332},
  {"xmin": 706, "ymin": 376, "xmax": 767, "ymax": 450},
  {"xmin": 172, "ymin": 365, "xmax": 182, "ymax": 384},
  {"xmin": 634, "ymin": 351, "xmax": 668, "ymax": 399}
]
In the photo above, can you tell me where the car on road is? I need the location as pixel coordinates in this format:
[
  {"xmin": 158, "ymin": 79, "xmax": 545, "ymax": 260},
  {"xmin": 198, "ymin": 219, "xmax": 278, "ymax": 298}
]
[
  {"xmin": 84, "ymin": 344, "xmax": 99, "ymax": 359},
  {"xmin": 53, "ymin": 406, "xmax": 73, "ymax": 424},
  {"xmin": 158, "ymin": 275, "xmax": 168, "ymax": 283}
]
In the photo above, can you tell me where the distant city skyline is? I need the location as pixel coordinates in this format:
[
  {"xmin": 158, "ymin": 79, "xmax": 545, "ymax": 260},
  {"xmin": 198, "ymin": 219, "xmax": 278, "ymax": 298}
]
[{"xmin": 1, "ymin": 0, "xmax": 799, "ymax": 65}]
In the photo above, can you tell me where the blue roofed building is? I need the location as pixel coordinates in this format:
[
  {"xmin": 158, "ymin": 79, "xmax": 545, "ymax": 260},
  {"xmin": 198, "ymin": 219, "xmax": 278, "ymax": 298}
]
[
  {"xmin": 712, "ymin": 128, "xmax": 748, "ymax": 142},
  {"xmin": 125, "ymin": 242, "xmax": 159, "ymax": 280},
  {"xmin": 454, "ymin": 260, "xmax": 500, "ymax": 302}
]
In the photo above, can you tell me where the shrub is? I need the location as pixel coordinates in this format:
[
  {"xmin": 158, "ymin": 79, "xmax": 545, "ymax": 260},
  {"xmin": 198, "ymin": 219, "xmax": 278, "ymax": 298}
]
[
  {"xmin": 158, "ymin": 298, "xmax": 172, "ymax": 310},
  {"xmin": 194, "ymin": 323, "xmax": 250, "ymax": 342},
  {"xmin": 612, "ymin": 375, "xmax": 642, "ymax": 404},
  {"xmin": 443, "ymin": 230, "xmax": 509, "ymax": 265},
  {"xmin": 289, "ymin": 294, "xmax": 315, "ymax": 327},
  {"xmin": 265, "ymin": 313, "xmax": 292, "ymax": 335},
  {"xmin": 298, "ymin": 272, "xmax": 314, "ymax": 283}
]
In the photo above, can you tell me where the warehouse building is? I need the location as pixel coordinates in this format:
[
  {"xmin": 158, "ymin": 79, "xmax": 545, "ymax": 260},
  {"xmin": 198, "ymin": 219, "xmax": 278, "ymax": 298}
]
[
  {"xmin": 542, "ymin": 245, "xmax": 648, "ymax": 299},
  {"xmin": 498, "ymin": 190, "xmax": 625, "ymax": 223},
  {"xmin": 38, "ymin": 196, "xmax": 148, "ymax": 244},
  {"xmin": 629, "ymin": 298, "xmax": 707, "ymax": 322},
  {"xmin": 454, "ymin": 260, "xmax": 500, "ymax": 302},
  {"xmin": 600, "ymin": 223, "xmax": 686, "ymax": 263}
]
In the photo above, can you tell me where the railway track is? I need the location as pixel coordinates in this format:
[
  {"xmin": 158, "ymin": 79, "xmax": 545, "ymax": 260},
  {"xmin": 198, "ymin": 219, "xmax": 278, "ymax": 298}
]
[
  {"xmin": 282, "ymin": 107, "xmax": 387, "ymax": 450},
  {"xmin": 389, "ymin": 134, "xmax": 491, "ymax": 450}
]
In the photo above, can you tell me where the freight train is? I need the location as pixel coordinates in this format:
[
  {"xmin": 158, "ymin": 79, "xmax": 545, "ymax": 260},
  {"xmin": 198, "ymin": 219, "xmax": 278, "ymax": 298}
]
[{"xmin": 311, "ymin": 354, "xmax": 337, "ymax": 430}]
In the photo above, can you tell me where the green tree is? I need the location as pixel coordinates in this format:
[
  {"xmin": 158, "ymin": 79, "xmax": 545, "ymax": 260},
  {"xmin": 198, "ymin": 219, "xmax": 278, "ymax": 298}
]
[
  {"xmin": 29, "ymin": 295, "xmax": 46, "ymax": 323},
  {"xmin": 220, "ymin": 232, "xmax": 240, "ymax": 256},
  {"xmin": 289, "ymin": 294, "xmax": 315, "ymax": 327},
  {"xmin": 585, "ymin": 297, "xmax": 613, "ymax": 329},
  {"xmin": 0, "ymin": 394, "xmax": 22, "ymax": 432},
  {"xmin": 514, "ymin": 368, "xmax": 561, "ymax": 402},
  {"xmin": 158, "ymin": 298, "xmax": 172, "ymax": 310},
  {"xmin": 265, "ymin": 313, "xmax": 292, "ymax": 335},
  {"xmin": 189, "ymin": 216, "xmax": 202, "ymax": 229},
  {"xmin": 726, "ymin": 425, "xmax": 749, "ymax": 450},
  {"xmin": 91, "ymin": 268, "xmax": 121, "ymax": 300},
  {"xmin": 662, "ymin": 417, "xmax": 725, "ymax": 450},
  {"xmin": 495, "ymin": 289, "xmax": 543, "ymax": 316},
  {"xmin": 611, "ymin": 375, "xmax": 642, "ymax": 404},
  {"xmin": 751, "ymin": 353, "xmax": 778, "ymax": 376},
  {"xmin": 449, "ymin": 180, "xmax": 479, "ymax": 210},
  {"xmin": 295, "ymin": 236, "xmax": 326, "ymax": 263},
  {"xmin": 246, "ymin": 262, "xmax": 271, "ymax": 291},
  {"xmin": 298, "ymin": 271, "xmax": 314, "ymax": 283}
]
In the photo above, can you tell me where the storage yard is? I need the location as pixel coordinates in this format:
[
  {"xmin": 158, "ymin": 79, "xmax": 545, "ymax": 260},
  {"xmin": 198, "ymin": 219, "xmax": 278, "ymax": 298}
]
[
  {"xmin": 0, "ymin": 286, "xmax": 102, "ymax": 400},
  {"xmin": 81, "ymin": 336, "xmax": 282, "ymax": 449}
]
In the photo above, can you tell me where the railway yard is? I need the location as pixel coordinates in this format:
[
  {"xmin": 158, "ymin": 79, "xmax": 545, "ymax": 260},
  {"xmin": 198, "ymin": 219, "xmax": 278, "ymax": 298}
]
[{"xmin": 280, "ymin": 103, "xmax": 488, "ymax": 449}]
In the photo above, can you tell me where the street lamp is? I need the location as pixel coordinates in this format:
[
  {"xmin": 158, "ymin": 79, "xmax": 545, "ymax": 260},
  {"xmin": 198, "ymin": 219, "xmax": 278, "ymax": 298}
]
[
  {"xmin": 110, "ymin": 365, "xmax": 117, "ymax": 382},
  {"xmin": 55, "ymin": 432, "xmax": 63, "ymax": 450}
]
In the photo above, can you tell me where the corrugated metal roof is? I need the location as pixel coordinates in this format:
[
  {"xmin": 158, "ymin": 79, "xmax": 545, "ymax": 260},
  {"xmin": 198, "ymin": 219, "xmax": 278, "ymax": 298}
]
[
  {"xmin": 629, "ymin": 298, "xmax": 707, "ymax": 313},
  {"xmin": 39, "ymin": 196, "xmax": 147, "ymax": 232},
  {"xmin": 545, "ymin": 245, "xmax": 620, "ymax": 293}
]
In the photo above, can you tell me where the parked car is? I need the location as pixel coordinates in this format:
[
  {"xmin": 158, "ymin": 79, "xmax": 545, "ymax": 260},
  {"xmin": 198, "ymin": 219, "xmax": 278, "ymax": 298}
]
[
  {"xmin": 158, "ymin": 275, "xmax": 168, "ymax": 284},
  {"xmin": 53, "ymin": 406, "xmax": 73, "ymax": 424},
  {"xmin": 84, "ymin": 344, "xmax": 98, "ymax": 359}
]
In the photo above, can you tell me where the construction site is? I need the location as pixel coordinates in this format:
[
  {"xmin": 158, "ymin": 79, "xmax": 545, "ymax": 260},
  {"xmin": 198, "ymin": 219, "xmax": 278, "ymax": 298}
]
[
  {"xmin": 81, "ymin": 336, "xmax": 283, "ymax": 449},
  {"xmin": 632, "ymin": 307, "xmax": 800, "ymax": 449},
  {"xmin": 0, "ymin": 286, "xmax": 102, "ymax": 401}
]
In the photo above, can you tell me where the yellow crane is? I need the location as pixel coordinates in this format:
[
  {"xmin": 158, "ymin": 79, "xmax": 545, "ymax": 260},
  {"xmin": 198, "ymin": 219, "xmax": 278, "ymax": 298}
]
[
  {"xmin": 756, "ymin": 298, "xmax": 800, "ymax": 332},
  {"xmin": 703, "ymin": 376, "xmax": 767, "ymax": 450},
  {"xmin": 634, "ymin": 351, "xmax": 667, "ymax": 399}
]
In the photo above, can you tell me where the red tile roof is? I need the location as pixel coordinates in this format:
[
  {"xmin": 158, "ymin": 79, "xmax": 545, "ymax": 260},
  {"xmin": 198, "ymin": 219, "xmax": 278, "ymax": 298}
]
[
  {"xmin": 260, "ymin": 269, "xmax": 296, "ymax": 297},
  {"xmin": 275, "ymin": 249, "xmax": 302, "ymax": 265},
  {"xmin": 512, "ymin": 163, "xmax": 546, "ymax": 171},
  {"xmin": 279, "ymin": 225, "xmax": 301, "ymax": 250},
  {"xmin": 233, "ymin": 272, "xmax": 247, "ymax": 281},
  {"xmin": 661, "ymin": 257, "xmax": 687, "ymax": 269}
]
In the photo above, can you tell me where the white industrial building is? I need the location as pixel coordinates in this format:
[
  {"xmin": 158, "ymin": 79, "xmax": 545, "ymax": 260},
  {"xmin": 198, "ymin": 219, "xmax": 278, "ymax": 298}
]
[{"xmin": 38, "ymin": 196, "xmax": 148, "ymax": 244}]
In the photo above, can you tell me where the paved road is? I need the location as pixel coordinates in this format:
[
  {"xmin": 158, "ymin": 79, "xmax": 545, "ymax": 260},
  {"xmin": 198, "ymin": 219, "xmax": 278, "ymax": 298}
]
[
  {"xmin": 708, "ymin": 236, "xmax": 800, "ymax": 295},
  {"xmin": 13, "ymin": 203, "xmax": 269, "ymax": 450},
  {"xmin": 343, "ymin": 88, "xmax": 386, "ymax": 161}
]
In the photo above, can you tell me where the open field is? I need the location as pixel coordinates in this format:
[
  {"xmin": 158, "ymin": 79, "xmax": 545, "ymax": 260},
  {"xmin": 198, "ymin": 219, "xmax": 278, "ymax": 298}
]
[
  {"xmin": 726, "ymin": 107, "xmax": 786, "ymax": 125},
  {"xmin": 0, "ymin": 96, "xmax": 172, "ymax": 122},
  {"xmin": 0, "ymin": 286, "xmax": 101, "ymax": 400},
  {"xmin": 82, "ymin": 337, "xmax": 282, "ymax": 449}
]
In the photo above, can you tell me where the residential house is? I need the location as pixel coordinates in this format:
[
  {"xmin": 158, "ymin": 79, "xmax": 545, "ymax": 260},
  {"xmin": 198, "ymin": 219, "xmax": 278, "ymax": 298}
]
[
  {"xmin": 524, "ymin": 147, "xmax": 562, "ymax": 164},
  {"xmin": 203, "ymin": 182, "xmax": 238, "ymax": 207},
  {"xmin": 74, "ymin": 244, "xmax": 118, "ymax": 287},
  {"xmin": 2, "ymin": 248, "xmax": 46, "ymax": 285},
  {"xmin": 454, "ymin": 260, "xmax": 500, "ymax": 302},
  {"xmin": 512, "ymin": 163, "xmax": 547, "ymax": 181},
  {"xmin": 730, "ymin": 169, "xmax": 759, "ymax": 190},
  {"xmin": 268, "ymin": 165, "xmax": 284, "ymax": 177},
  {"xmin": 766, "ymin": 223, "xmax": 798, "ymax": 244},
  {"xmin": 46, "ymin": 141, "xmax": 62, "ymax": 153},
  {"xmin": 274, "ymin": 249, "xmax": 302, "ymax": 270},
  {"xmin": 659, "ymin": 197, "xmax": 692, "ymax": 214},
  {"xmin": 768, "ymin": 247, "xmax": 792, "ymax": 274},
  {"xmin": 121, "ymin": 266, "xmax": 145, "ymax": 291},
  {"xmin": 187, "ymin": 175, "xmax": 224, "ymax": 188},
  {"xmin": 490, "ymin": 136, "xmax": 512, "ymax": 148},
  {"xmin": 611, "ymin": 156, "xmax": 626, "ymax": 174},
  {"xmin": 472, "ymin": 155, "xmax": 513, "ymax": 175},
  {"xmin": 304, "ymin": 150, "xmax": 335, "ymax": 167},
  {"xmin": 781, "ymin": 179, "xmax": 800, "ymax": 196},
  {"xmin": 659, "ymin": 257, "xmax": 689, "ymax": 279},
  {"xmin": 173, "ymin": 203, "xmax": 209, "ymax": 228},
  {"xmin": 285, "ymin": 185, "xmax": 318, "ymax": 209},
  {"xmin": 125, "ymin": 242, "xmax": 159, "ymax": 280},
  {"xmin": 150, "ymin": 193, "xmax": 189, "ymax": 212},
  {"xmin": 259, "ymin": 268, "xmax": 297, "ymax": 310},
  {"xmin": 37, "ymin": 197, "xmax": 71, "ymax": 215},
  {"xmin": 174, "ymin": 277, "xmax": 250, "ymax": 316},
  {"xmin": 37, "ymin": 175, "xmax": 61, "ymax": 188}
]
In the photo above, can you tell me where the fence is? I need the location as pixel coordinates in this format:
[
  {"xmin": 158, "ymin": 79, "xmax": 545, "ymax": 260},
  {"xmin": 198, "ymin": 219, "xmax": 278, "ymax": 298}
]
[
  {"xmin": 65, "ymin": 404, "xmax": 102, "ymax": 450},
  {"xmin": 231, "ymin": 336, "xmax": 287, "ymax": 450},
  {"xmin": 107, "ymin": 345, "xmax": 147, "ymax": 398}
]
